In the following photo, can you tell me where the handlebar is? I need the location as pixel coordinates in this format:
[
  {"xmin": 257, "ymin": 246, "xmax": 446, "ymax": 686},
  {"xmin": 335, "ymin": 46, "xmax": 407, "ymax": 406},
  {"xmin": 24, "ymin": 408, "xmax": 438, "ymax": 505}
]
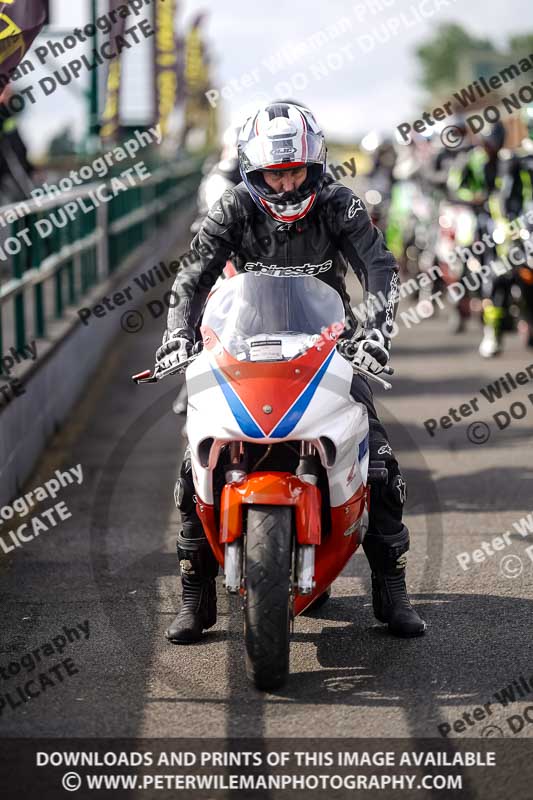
[
  {"xmin": 131, "ymin": 354, "xmax": 198, "ymax": 384},
  {"xmin": 132, "ymin": 343, "xmax": 394, "ymax": 391},
  {"xmin": 337, "ymin": 339, "xmax": 393, "ymax": 390}
]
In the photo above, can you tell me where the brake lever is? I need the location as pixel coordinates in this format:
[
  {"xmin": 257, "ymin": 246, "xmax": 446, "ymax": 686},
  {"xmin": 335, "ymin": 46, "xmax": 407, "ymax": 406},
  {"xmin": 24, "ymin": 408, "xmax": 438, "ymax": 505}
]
[
  {"xmin": 351, "ymin": 363, "xmax": 392, "ymax": 391},
  {"xmin": 131, "ymin": 354, "xmax": 198, "ymax": 384}
]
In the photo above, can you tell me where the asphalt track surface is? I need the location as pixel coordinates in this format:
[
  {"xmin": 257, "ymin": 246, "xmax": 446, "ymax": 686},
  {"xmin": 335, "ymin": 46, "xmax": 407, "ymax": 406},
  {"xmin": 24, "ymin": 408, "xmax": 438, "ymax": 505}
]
[{"xmin": 1, "ymin": 238, "xmax": 533, "ymax": 790}]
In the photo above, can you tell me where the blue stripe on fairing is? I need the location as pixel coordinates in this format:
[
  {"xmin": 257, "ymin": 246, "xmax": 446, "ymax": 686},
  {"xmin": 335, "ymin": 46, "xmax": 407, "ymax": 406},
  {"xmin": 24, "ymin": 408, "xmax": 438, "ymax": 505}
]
[
  {"xmin": 358, "ymin": 433, "xmax": 369, "ymax": 463},
  {"xmin": 270, "ymin": 349, "xmax": 336, "ymax": 439},
  {"xmin": 211, "ymin": 365, "xmax": 265, "ymax": 439}
]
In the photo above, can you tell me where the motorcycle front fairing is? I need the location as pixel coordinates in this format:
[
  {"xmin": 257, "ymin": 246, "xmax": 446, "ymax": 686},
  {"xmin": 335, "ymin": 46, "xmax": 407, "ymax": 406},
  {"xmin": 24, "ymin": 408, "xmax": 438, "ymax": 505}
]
[
  {"xmin": 186, "ymin": 346, "xmax": 368, "ymax": 506},
  {"xmin": 184, "ymin": 273, "xmax": 370, "ymax": 515}
]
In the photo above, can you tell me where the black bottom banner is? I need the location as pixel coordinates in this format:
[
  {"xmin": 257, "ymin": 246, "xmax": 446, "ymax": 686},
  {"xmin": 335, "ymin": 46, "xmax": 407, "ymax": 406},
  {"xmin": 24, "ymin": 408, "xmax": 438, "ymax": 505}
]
[{"xmin": 1, "ymin": 737, "xmax": 532, "ymax": 799}]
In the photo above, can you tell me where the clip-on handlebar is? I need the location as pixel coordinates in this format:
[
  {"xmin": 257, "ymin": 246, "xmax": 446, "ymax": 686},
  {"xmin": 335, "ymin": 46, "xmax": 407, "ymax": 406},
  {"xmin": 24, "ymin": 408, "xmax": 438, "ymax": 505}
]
[{"xmin": 132, "ymin": 344, "xmax": 394, "ymax": 391}]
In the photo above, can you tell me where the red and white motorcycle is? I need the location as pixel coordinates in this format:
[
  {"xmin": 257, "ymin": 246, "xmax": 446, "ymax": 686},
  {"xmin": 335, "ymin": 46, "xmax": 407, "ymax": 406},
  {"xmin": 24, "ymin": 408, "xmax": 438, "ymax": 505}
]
[{"xmin": 134, "ymin": 273, "xmax": 391, "ymax": 690}]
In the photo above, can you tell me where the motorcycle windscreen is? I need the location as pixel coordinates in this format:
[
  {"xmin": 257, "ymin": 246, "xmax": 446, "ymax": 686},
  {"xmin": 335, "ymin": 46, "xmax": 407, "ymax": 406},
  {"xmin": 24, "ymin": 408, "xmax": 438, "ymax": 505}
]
[{"xmin": 201, "ymin": 273, "xmax": 345, "ymax": 362}]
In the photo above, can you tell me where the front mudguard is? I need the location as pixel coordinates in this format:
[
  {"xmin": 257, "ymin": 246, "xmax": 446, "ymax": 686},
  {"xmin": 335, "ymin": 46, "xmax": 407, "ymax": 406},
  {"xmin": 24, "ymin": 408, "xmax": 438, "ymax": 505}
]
[{"xmin": 195, "ymin": 471, "xmax": 368, "ymax": 616}]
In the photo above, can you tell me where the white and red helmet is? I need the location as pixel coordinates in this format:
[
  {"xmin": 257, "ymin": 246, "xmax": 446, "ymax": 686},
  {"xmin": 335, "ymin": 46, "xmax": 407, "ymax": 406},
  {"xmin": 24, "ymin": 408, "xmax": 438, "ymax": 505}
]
[{"xmin": 238, "ymin": 102, "xmax": 326, "ymax": 223}]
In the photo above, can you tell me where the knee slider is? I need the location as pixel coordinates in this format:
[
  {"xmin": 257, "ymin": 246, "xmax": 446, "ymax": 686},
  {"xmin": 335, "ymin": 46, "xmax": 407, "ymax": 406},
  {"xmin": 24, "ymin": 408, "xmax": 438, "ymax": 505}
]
[
  {"xmin": 174, "ymin": 474, "xmax": 197, "ymax": 515},
  {"xmin": 174, "ymin": 477, "xmax": 189, "ymax": 510}
]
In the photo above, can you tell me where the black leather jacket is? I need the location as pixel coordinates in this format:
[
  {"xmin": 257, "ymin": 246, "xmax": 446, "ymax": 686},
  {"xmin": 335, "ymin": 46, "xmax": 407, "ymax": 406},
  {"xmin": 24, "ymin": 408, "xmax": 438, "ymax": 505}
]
[{"xmin": 167, "ymin": 179, "xmax": 400, "ymax": 345}]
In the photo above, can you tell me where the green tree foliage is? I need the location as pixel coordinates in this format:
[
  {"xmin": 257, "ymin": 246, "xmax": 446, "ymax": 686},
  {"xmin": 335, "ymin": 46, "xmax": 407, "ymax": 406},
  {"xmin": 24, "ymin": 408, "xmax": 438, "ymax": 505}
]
[
  {"xmin": 509, "ymin": 34, "xmax": 533, "ymax": 56},
  {"xmin": 416, "ymin": 23, "xmax": 496, "ymax": 91}
]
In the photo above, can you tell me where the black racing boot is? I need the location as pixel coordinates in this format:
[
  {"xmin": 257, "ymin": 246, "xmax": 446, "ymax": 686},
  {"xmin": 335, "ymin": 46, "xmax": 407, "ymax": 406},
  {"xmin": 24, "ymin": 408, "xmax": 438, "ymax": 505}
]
[
  {"xmin": 363, "ymin": 527, "xmax": 426, "ymax": 637},
  {"xmin": 166, "ymin": 535, "xmax": 218, "ymax": 644}
]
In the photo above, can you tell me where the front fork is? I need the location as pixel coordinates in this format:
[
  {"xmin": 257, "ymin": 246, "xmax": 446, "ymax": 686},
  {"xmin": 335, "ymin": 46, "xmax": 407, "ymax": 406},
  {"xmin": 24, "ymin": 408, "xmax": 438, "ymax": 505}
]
[
  {"xmin": 224, "ymin": 442, "xmax": 246, "ymax": 594},
  {"xmin": 223, "ymin": 442, "xmax": 319, "ymax": 597},
  {"xmin": 294, "ymin": 442, "xmax": 318, "ymax": 596}
]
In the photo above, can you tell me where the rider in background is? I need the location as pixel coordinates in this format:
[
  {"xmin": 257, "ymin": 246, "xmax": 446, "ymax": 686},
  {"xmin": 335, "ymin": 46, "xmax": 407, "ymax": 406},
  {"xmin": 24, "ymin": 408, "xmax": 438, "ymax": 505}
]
[
  {"xmin": 427, "ymin": 116, "xmax": 472, "ymax": 195},
  {"xmin": 447, "ymin": 122, "xmax": 504, "ymax": 203},
  {"xmin": 190, "ymin": 126, "xmax": 241, "ymax": 234},
  {"xmin": 366, "ymin": 137, "xmax": 397, "ymax": 232},
  {"xmin": 385, "ymin": 134, "xmax": 434, "ymax": 283},
  {"xmin": 418, "ymin": 118, "xmax": 474, "ymax": 318},
  {"xmin": 156, "ymin": 101, "xmax": 426, "ymax": 645},
  {"xmin": 447, "ymin": 122, "xmax": 507, "ymax": 354},
  {"xmin": 494, "ymin": 124, "xmax": 533, "ymax": 351}
]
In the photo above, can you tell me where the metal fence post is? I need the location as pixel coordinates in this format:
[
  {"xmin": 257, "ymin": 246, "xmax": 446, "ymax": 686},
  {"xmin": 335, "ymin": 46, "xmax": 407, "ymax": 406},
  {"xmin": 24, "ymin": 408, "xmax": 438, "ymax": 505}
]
[{"xmin": 13, "ymin": 219, "xmax": 27, "ymax": 352}]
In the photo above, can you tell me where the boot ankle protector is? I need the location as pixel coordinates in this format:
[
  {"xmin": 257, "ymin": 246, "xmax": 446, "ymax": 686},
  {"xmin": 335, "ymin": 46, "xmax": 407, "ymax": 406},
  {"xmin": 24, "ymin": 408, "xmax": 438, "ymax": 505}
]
[
  {"xmin": 177, "ymin": 535, "xmax": 219, "ymax": 579},
  {"xmin": 363, "ymin": 525, "xmax": 410, "ymax": 573}
]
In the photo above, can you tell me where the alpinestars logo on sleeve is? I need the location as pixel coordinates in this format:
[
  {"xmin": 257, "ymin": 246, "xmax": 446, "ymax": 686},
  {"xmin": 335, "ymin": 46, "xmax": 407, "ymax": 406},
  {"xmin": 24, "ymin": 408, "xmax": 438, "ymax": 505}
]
[
  {"xmin": 395, "ymin": 476, "xmax": 407, "ymax": 504},
  {"xmin": 347, "ymin": 197, "xmax": 365, "ymax": 220}
]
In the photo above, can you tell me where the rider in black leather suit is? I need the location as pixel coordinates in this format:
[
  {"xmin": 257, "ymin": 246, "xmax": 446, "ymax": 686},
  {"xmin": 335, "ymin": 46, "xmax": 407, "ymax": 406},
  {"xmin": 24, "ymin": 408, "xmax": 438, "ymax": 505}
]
[{"xmin": 156, "ymin": 102, "xmax": 427, "ymax": 643}]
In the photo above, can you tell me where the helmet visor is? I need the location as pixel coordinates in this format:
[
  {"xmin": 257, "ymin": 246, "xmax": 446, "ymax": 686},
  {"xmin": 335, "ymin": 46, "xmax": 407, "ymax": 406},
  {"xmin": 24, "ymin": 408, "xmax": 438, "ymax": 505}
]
[{"xmin": 240, "ymin": 130, "xmax": 325, "ymax": 173}]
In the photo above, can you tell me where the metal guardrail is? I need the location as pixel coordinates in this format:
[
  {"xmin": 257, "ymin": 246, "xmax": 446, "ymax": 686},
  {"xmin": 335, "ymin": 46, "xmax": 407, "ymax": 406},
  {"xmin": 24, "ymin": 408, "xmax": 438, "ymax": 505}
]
[{"xmin": 0, "ymin": 158, "xmax": 203, "ymax": 357}]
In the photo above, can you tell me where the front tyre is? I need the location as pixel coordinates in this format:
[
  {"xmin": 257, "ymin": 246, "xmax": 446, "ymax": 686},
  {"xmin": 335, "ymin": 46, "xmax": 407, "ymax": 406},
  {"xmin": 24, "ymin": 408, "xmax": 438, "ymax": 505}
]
[{"xmin": 244, "ymin": 505, "xmax": 292, "ymax": 691}]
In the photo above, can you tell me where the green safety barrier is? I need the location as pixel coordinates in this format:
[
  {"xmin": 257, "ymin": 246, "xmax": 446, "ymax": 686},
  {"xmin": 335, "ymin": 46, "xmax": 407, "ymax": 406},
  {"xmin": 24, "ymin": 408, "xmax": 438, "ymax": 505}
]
[{"xmin": 0, "ymin": 158, "xmax": 204, "ymax": 358}]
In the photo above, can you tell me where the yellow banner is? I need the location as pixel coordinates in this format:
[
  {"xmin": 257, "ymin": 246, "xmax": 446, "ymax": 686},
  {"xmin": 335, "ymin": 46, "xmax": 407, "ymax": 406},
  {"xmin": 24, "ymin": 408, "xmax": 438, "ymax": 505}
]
[{"xmin": 153, "ymin": 0, "xmax": 177, "ymax": 138}]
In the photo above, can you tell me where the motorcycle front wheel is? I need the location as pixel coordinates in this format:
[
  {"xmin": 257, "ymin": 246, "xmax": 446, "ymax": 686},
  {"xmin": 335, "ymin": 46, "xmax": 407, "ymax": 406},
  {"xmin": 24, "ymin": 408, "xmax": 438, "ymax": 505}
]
[{"xmin": 244, "ymin": 505, "xmax": 292, "ymax": 691}]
